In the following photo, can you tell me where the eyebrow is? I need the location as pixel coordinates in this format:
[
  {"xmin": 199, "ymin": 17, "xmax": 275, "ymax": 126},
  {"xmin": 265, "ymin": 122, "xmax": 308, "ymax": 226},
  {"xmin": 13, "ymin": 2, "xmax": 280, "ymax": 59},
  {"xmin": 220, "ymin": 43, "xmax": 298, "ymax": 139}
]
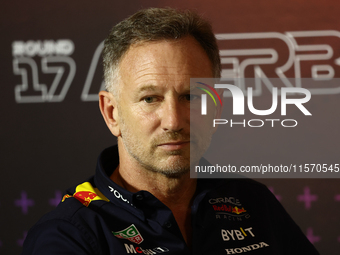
[
  {"xmin": 137, "ymin": 85, "xmax": 158, "ymax": 93},
  {"xmin": 135, "ymin": 84, "xmax": 196, "ymax": 96}
]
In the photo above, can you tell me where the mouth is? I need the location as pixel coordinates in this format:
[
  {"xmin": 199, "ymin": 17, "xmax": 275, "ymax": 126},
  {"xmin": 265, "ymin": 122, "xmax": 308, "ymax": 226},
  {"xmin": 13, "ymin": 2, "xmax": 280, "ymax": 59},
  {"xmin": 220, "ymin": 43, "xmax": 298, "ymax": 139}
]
[{"xmin": 157, "ymin": 141, "xmax": 190, "ymax": 150}]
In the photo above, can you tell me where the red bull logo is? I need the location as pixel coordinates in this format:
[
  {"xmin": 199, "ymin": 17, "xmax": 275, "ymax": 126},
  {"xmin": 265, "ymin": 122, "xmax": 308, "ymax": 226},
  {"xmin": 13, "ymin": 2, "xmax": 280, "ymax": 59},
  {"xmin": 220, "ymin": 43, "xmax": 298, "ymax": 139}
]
[
  {"xmin": 232, "ymin": 206, "xmax": 247, "ymax": 215},
  {"xmin": 61, "ymin": 194, "xmax": 72, "ymax": 202},
  {"xmin": 61, "ymin": 182, "xmax": 109, "ymax": 207},
  {"xmin": 212, "ymin": 205, "xmax": 247, "ymax": 215},
  {"xmin": 74, "ymin": 191, "xmax": 98, "ymax": 207}
]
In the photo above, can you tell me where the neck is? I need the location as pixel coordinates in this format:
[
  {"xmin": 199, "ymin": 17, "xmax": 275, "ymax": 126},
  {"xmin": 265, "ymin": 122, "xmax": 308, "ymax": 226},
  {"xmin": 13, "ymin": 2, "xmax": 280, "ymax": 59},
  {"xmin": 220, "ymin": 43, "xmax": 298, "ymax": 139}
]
[
  {"xmin": 112, "ymin": 139, "xmax": 197, "ymax": 203},
  {"xmin": 110, "ymin": 139, "xmax": 196, "ymax": 246},
  {"xmin": 112, "ymin": 164, "xmax": 196, "ymax": 207}
]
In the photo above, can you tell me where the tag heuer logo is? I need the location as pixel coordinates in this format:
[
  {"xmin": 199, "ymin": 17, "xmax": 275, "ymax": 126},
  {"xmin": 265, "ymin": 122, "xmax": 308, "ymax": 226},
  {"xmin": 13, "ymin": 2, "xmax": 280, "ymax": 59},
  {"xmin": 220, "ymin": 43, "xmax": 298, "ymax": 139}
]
[{"xmin": 112, "ymin": 224, "xmax": 144, "ymax": 244}]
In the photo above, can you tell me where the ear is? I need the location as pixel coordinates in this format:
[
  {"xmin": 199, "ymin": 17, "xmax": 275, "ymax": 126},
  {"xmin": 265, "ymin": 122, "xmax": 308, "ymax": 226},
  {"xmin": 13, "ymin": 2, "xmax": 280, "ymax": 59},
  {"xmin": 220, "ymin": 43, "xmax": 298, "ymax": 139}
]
[{"xmin": 99, "ymin": 91, "xmax": 121, "ymax": 137}]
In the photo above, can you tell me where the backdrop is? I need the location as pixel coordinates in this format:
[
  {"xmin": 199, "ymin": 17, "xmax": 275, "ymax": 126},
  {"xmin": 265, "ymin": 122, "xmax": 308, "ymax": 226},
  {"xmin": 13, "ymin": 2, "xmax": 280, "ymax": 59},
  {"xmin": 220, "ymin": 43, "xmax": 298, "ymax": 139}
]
[{"xmin": 1, "ymin": 0, "xmax": 339, "ymax": 254}]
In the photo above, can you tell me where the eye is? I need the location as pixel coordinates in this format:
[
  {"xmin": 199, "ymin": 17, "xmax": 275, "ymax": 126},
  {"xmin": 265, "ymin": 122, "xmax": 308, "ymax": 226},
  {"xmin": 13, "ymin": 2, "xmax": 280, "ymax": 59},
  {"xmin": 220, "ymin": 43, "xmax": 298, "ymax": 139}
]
[
  {"xmin": 143, "ymin": 96, "xmax": 156, "ymax": 103},
  {"xmin": 185, "ymin": 94, "xmax": 200, "ymax": 101}
]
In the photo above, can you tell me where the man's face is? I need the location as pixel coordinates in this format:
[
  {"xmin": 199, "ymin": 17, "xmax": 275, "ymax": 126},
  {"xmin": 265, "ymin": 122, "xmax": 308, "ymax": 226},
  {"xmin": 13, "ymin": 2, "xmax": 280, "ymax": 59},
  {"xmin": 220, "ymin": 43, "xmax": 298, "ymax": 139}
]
[{"xmin": 116, "ymin": 36, "xmax": 215, "ymax": 177}]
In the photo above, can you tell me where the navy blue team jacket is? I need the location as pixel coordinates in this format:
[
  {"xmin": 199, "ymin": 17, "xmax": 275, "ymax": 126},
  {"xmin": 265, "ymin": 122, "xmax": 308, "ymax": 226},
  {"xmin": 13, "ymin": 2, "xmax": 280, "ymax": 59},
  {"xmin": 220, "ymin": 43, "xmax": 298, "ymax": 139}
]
[{"xmin": 22, "ymin": 146, "xmax": 319, "ymax": 254}]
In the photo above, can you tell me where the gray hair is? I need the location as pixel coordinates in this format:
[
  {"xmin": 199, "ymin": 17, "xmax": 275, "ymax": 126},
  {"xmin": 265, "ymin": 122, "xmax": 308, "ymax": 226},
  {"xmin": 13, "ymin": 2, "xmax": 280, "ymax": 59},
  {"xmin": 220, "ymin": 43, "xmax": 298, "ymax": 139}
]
[{"xmin": 102, "ymin": 7, "xmax": 221, "ymax": 96}]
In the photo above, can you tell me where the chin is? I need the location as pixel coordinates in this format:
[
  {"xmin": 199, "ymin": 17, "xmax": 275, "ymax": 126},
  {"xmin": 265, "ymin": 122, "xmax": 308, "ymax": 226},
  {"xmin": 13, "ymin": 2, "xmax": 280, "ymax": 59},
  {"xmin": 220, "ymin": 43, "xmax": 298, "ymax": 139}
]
[
  {"xmin": 143, "ymin": 157, "xmax": 190, "ymax": 178},
  {"xmin": 156, "ymin": 166, "xmax": 190, "ymax": 178}
]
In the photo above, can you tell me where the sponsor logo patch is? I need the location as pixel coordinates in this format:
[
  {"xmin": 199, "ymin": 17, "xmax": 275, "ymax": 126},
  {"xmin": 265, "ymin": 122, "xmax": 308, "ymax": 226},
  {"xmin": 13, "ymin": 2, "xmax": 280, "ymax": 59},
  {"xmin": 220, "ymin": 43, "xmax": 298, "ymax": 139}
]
[
  {"xmin": 124, "ymin": 244, "xmax": 169, "ymax": 254},
  {"xmin": 112, "ymin": 224, "xmax": 144, "ymax": 244},
  {"xmin": 225, "ymin": 242, "xmax": 269, "ymax": 254},
  {"xmin": 209, "ymin": 197, "xmax": 251, "ymax": 221},
  {"xmin": 61, "ymin": 182, "xmax": 109, "ymax": 207},
  {"xmin": 221, "ymin": 227, "xmax": 255, "ymax": 241}
]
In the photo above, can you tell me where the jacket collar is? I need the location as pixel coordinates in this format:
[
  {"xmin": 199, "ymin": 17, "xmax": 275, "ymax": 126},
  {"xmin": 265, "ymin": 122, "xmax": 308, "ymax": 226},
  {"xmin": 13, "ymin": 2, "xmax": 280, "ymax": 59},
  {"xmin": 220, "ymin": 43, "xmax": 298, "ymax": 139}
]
[{"xmin": 93, "ymin": 145, "xmax": 226, "ymax": 220}]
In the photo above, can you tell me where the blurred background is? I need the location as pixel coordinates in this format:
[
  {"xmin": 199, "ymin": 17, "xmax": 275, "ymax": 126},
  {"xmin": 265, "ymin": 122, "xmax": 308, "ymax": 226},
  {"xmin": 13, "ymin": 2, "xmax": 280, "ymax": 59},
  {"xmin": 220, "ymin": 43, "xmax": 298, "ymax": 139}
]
[{"xmin": 1, "ymin": 0, "xmax": 339, "ymax": 254}]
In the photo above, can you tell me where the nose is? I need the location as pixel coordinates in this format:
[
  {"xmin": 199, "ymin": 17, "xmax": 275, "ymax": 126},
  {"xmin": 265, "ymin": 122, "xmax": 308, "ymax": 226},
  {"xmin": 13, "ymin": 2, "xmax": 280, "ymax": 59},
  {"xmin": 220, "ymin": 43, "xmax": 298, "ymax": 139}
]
[{"xmin": 160, "ymin": 97, "xmax": 188, "ymax": 133}]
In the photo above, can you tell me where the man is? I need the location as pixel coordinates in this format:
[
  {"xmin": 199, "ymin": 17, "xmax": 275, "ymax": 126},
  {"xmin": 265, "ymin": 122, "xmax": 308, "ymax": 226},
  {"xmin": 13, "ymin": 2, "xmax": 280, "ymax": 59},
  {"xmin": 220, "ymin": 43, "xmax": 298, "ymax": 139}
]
[{"xmin": 22, "ymin": 8, "xmax": 319, "ymax": 254}]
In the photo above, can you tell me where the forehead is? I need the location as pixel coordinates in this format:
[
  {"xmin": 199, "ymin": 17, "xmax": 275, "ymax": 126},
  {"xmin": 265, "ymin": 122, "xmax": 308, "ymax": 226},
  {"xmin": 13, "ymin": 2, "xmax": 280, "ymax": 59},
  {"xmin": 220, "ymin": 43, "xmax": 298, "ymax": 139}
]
[{"xmin": 118, "ymin": 36, "xmax": 213, "ymax": 90}]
